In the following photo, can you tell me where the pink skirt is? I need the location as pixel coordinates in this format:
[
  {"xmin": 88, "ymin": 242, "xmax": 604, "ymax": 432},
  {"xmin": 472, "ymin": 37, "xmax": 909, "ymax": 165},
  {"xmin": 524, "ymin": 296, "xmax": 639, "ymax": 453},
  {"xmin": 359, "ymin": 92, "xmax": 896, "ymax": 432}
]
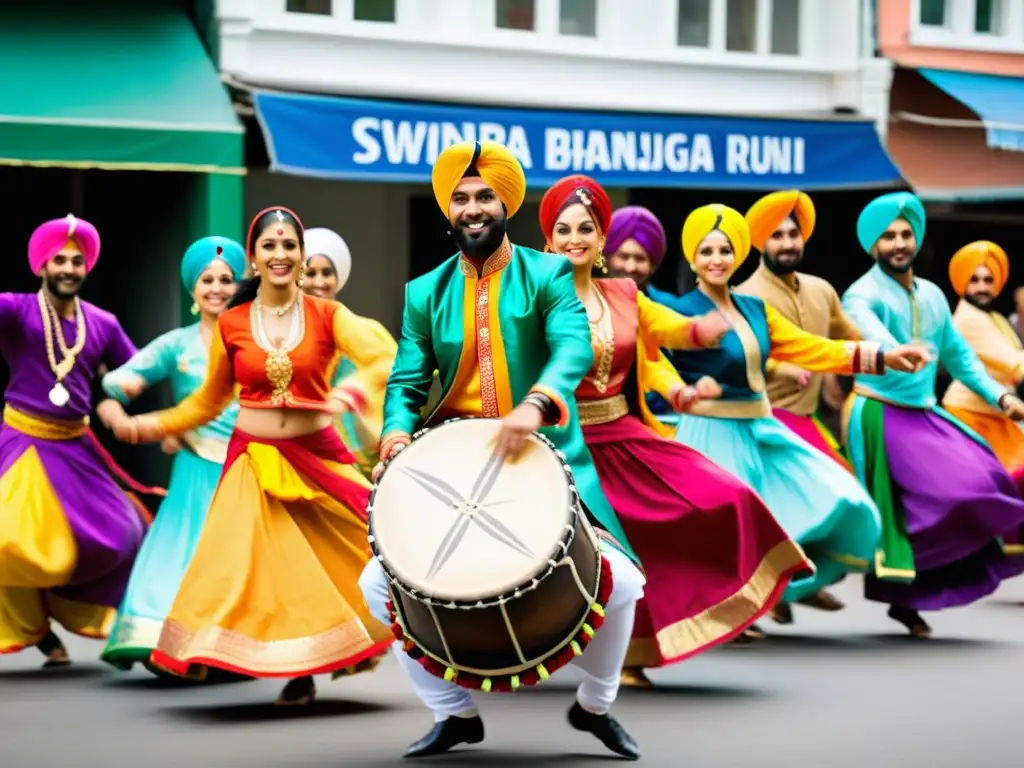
[
  {"xmin": 582, "ymin": 413, "xmax": 811, "ymax": 668},
  {"xmin": 773, "ymin": 409, "xmax": 852, "ymax": 472}
]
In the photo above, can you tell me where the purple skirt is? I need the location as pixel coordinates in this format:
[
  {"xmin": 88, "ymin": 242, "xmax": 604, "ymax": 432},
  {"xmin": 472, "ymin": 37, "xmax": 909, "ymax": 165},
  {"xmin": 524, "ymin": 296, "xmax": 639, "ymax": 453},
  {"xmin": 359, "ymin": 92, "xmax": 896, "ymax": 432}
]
[
  {"xmin": 864, "ymin": 406, "xmax": 1024, "ymax": 610},
  {"xmin": 0, "ymin": 424, "xmax": 146, "ymax": 608}
]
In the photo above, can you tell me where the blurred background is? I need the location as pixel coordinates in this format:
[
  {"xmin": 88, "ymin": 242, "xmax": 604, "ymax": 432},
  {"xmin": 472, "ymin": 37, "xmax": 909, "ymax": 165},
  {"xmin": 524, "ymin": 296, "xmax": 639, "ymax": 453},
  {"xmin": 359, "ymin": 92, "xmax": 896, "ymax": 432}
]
[{"xmin": 2, "ymin": 0, "xmax": 1023, "ymax": 484}]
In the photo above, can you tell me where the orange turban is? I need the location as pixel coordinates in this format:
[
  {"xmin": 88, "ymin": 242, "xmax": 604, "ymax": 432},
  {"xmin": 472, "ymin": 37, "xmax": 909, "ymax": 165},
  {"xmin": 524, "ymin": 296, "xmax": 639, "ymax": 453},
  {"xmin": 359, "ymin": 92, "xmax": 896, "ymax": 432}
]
[
  {"xmin": 681, "ymin": 204, "xmax": 751, "ymax": 273},
  {"xmin": 431, "ymin": 141, "xmax": 527, "ymax": 219},
  {"xmin": 948, "ymin": 240, "xmax": 1009, "ymax": 297},
  {"xmin": 745, "ymin": 190, "xmax": 816, "ymax": 252}
]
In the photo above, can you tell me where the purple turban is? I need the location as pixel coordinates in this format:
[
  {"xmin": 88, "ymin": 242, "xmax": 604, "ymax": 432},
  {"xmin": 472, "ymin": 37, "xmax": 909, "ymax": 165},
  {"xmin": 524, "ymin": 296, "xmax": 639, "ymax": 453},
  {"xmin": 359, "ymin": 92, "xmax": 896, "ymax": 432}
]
[
  {"xmin": 605, "ymin": 206, "xmax": 667, "ymax": 265},
  {"xmin": 28, "ymin": 214, "xmax": 101, "ymax": 274}
]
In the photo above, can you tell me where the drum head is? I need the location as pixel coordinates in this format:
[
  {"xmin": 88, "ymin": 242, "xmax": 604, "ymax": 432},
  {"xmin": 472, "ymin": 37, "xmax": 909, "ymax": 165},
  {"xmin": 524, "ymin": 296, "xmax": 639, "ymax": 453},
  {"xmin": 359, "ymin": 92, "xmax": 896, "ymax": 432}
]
[{"xmin": 371, "ymin": 418, "xmax": 574, "ymax": 602}]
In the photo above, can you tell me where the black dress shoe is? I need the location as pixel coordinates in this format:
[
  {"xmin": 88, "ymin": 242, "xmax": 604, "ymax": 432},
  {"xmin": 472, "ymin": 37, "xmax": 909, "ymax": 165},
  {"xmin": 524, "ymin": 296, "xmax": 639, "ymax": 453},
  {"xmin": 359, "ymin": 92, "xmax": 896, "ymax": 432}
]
[
  {"xmin": 404, "ymin": 715, "xmax": 484, "ymax": 758},
  {"xmin": 567, "ymin": 702, "xmax": 640, "ymax": 760}
]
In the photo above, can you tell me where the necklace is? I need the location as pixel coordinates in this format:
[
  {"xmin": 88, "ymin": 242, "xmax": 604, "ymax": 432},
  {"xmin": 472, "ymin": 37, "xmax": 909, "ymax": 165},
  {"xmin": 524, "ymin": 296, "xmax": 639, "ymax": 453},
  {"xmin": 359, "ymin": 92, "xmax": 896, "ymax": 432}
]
[
  {"xmin": 585, "ymin": 291, "xmax": 614, "ymax": 393},
  {"xmin": 37, "ymin": 291, "xmax": 87, "ymax": 407},
  {"xmin": 261, "ymin": 291, "xmax": 299, "ymax": 317},
  {"xmin": 252, "ymin": 291, "xmax": 305, "ymax": 405}
]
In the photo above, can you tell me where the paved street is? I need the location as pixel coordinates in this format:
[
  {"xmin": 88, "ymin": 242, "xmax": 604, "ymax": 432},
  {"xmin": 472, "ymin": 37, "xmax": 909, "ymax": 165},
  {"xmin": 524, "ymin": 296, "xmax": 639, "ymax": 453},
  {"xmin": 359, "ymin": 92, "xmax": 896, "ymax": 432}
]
[{"xmin": 3, "ymin": 575, "xmax": 1023, "ymax": 767}]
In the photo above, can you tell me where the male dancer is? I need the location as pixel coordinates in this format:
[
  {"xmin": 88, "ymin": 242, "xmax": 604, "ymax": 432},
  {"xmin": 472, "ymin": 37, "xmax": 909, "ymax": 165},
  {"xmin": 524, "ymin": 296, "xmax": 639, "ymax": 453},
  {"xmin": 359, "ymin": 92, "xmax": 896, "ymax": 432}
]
[
  {"xmin": 604, "ymin": 205, "xmax": 667, "ymax": 293},
  {"xmin": 0, "ymin": 215, "xmax": 151, "ymax": 664},
  {"xmin": 358, "ymin": 141, "xmax": 679, "ymax": 760},
  {"xmin": 942, "ymin": 241, "xmax": 1024, "ymax": 472},
  {"xmin": 736, "ymin": 190, "xmax": 860, "ymax": 622},
  {"xmin": 842, "ymin": 192, "xmax": 1024, "ymax": 637}
]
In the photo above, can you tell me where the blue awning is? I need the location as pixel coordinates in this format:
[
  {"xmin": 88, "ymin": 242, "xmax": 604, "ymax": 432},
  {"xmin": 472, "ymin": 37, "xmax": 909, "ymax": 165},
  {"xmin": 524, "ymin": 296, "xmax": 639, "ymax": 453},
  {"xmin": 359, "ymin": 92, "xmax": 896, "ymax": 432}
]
[
  {"xmin": 253, "ymin": 92, "xmax": 901, "ymax": 190},
  {"xmin": 918, "ymin": 68, "xmax": 1024, "ymax": 152}
]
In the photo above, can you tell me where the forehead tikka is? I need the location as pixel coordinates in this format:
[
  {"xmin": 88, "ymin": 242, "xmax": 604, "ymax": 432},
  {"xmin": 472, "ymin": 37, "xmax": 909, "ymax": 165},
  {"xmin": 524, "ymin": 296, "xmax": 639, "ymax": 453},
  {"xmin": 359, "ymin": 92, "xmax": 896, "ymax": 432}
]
[{"xmin": 275, "ymin": 210, "xmax": 286, "ymax": 222}]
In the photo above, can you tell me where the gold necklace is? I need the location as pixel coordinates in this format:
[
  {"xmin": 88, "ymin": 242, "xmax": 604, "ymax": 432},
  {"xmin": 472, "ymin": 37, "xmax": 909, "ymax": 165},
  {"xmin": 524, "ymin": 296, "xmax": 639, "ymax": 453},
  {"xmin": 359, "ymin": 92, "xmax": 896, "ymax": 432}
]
[
  {"xmin": 37, "ymin": 291, "xmax": 87, "ymax": 407},
  {"xmin": 261, "ymin": 291, "xmax": 298, "ymax": 317},
  {"xmin": 251, "ymin": 292, "xmax": 305, "ymax": 405},
  {"xmin": 586, "ymin": 292, "xmax": 614, "ymax": 393}
]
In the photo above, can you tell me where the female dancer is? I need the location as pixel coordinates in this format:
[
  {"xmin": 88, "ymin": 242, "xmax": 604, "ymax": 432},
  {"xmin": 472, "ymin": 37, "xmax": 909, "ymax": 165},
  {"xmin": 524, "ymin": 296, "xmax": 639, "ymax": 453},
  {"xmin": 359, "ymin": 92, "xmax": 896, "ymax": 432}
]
[
  {"xmin": 539, "ymin": 176, "xmax": 814, "ymax": 688},
  {"xmin": 301, "ymin": 227, "xmax": 394, "ymax": 478},
  {"xmin": 99, "ymin": 237, "xmax": 245, "ymax": 672},
  {"xmin": 651, "ymin": 204, "xmax": 929, "ymax": 619},
  {"xmin": 110, "ymin": 207, "xmax": 395, "ymax": 705}
]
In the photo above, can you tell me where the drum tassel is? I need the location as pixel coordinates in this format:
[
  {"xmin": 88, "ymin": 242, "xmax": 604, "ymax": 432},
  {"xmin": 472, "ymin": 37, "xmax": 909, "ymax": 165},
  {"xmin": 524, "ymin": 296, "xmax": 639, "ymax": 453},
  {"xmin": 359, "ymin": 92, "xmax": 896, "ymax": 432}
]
[{"xmin": 385, "ymin": 556, "xmax": 614, "ymax": 693}]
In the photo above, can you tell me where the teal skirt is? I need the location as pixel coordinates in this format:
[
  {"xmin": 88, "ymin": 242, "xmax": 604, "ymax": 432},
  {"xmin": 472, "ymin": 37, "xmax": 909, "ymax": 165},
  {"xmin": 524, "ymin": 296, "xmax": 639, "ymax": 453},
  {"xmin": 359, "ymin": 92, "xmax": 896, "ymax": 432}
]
[
  {"xmin": 667, "ymin": 413, "xmax": 882, "ymax": 602},
  {"xmin": 101, "ymin": 448, "xmax": 221, "ymax": 670}
]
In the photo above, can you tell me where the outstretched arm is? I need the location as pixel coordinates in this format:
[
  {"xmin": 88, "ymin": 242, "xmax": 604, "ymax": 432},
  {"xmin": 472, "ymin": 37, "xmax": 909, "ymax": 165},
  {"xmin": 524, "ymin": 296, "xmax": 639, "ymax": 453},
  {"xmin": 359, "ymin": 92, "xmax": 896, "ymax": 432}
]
[
  {"xmin": 379, "ymin": 284, "xmax": 437, "ymax": 457},
  {"xmin": 117, "ymin": 324, "xmax": 235, "ymax": 443},
  {"xmin": 766, "ymin": 304, "xmax": 884, "ymax": 375},
  {"xmin": 102, "ymin": 331, "xmax": 177, "ymax": 404},
  {"xmin": 939, "ymin": 310, "xmax": 1010, "ymax": 408},
  {"xmin": 329, "ymin": 303, "xmax": 397, "ymax": 414}
]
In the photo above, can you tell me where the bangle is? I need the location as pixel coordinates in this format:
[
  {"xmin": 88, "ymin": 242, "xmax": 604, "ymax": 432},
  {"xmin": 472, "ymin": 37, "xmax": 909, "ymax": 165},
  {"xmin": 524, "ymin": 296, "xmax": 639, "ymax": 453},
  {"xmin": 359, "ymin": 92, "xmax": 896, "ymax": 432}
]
[
  {"xmin": 688, "ymin": 321, "xmax": 703, "ymax": 348},
  {"xmin": 875, "ymin": 347, "xmax": 886, "ymax": 374}
]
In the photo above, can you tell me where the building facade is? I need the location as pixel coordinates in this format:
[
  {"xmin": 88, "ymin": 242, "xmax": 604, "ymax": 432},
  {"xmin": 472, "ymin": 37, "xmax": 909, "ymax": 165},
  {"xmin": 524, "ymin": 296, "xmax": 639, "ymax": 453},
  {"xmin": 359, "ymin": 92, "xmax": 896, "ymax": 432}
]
[
  {"xmin": 876, "ymin": 0, "xmax": 1024, "ymax": 311},
  {"xmin": 218, "ymin": 0, "xmax": 900, "ymax": 327}
]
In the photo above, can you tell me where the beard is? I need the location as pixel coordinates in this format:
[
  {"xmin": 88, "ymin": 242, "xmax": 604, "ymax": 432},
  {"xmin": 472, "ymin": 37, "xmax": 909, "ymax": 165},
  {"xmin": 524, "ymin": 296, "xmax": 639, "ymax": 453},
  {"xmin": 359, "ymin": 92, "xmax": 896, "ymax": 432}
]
[
  {"xmin": 451, "ymin": 212, "xmax": 508, "ymax": 259},
  {"xmin": 764, "ymin": 249, "xmax": 803, "ymax": 276},
  {"xmin": 966, "ymin": 292, "xmax": 994, "ymax": 310},
  {"xmin": 877, "ymin": 250, "xmax": 917, "ymax": 275},
  {"xmin": 44, "ymin": 273, "xmax": 83, "ymax": 299}
]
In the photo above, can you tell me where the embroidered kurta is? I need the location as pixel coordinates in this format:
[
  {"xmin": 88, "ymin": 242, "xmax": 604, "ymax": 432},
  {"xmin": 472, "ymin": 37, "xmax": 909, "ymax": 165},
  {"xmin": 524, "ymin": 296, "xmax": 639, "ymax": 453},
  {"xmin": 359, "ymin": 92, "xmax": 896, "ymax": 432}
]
[
  {"xmin": 841, "ymin": 264, "xmax": 1006, "ymax": 414},
  {"xmin": 381, "ymin": 242, "xmax": 635, "ymax": 557},
  {"xmin": 736, "ymin": 264, "xmax": 861, "ymax": 416}
]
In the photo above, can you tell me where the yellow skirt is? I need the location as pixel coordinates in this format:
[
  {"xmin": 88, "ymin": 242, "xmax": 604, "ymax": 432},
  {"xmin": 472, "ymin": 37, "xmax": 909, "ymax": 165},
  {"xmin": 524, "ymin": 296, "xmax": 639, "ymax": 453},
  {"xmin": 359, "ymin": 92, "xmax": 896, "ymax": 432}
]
[
  {"xmin": 150, "ymin": 428, "xmax": 393, "ymax": 678},
  {"xmin": 945, "ymin": 406, "xmax": 1024, "ymax": 473}
]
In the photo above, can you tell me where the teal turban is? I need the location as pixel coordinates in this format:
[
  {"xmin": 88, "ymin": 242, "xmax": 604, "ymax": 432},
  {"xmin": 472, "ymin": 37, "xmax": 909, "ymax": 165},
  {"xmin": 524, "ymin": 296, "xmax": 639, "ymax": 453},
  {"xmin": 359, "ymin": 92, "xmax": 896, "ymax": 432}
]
[
  {"xmin": 856, "ymin": 192, "xmax": 926, "ymax": 254},
  {"xmin": 180, "ymin": 236, "xmax": 246, "ymax": 292}
]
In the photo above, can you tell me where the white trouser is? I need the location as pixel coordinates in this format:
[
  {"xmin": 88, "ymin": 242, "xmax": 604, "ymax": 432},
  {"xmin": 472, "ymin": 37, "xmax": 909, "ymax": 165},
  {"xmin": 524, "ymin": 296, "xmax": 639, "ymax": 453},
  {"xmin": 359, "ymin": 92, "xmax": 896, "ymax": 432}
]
[{"xmin": 359, "ymin": 542, "xmax": 645, "ymax": 721}]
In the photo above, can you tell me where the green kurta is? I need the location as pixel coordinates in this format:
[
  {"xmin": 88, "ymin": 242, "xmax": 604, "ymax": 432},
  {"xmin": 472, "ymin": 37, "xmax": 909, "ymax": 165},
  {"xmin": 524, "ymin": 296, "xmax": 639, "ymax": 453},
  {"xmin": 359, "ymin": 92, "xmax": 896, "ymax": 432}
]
[{"xmin": 382, "ymin": 242, "xmax": 635, "ymax": 559}]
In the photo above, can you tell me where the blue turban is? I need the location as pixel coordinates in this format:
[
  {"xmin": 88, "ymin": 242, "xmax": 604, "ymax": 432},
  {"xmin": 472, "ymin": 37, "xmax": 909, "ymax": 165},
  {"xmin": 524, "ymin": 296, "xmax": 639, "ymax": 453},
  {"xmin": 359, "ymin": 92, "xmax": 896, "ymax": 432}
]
[
  {"xmin": 180, "ymin": 236, "xmax": 246, "ymax": 292},
  {"xmin": 856, "ymin": 192, "xmax": 926, "ymax": 254}
]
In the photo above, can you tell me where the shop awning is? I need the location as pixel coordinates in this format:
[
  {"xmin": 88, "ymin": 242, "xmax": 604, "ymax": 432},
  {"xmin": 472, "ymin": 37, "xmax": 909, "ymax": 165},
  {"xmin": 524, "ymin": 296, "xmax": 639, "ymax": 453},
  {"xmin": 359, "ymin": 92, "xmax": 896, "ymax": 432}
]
[
  {"xmin": 253, "ymin": 91, "xmax": 902, "ymax": 190},
  {"xmin": 0, "ymin": 2, "xmax": 244, "ymax": 175},
  {"xmin": 916, "ymin": 68, "xmax": 1024, "ymax": 152}
]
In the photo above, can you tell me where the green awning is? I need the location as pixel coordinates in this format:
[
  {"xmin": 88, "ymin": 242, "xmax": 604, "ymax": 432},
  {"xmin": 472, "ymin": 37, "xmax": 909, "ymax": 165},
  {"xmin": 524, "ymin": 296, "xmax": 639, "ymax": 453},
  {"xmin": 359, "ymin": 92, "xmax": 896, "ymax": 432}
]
[{"xmin": 0, "ymin": 1, "xmax": 244, "ymax": 175}]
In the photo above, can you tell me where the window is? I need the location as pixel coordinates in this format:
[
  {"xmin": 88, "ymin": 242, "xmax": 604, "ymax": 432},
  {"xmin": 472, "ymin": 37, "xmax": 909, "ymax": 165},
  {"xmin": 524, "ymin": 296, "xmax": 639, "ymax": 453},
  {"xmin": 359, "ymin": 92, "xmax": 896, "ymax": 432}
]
[
  {"xmin": 974, "ymin": 0, "xmax": 1001, "ymax": 32},
  {"xmin": 354, "ymin": 0, "xmax": 395, "ymax": 22},
  {"xmin": 560, "ymin": 0, "xmax": 597, "ymax": 36},
  {"xmin": 771, "ymin": 0, "xmax": 800, "ymax": 54},
  {"xmin": 286, "ymin": 0, "xmax": 332, "ymax": 14},
  {"xmin": 496, "ymin": 0, "xmax": 536, "ymax": 30},
  {"xmin": 726, "ymin": 0, "xmax": 757, "ymax": 52},
  {"xmin": 919, "ymin": 0, "xmax": 946, "ymax": 26},
  {"xmin": 677, "ymin": 0, "xmax": 711, "ymax": 47}
]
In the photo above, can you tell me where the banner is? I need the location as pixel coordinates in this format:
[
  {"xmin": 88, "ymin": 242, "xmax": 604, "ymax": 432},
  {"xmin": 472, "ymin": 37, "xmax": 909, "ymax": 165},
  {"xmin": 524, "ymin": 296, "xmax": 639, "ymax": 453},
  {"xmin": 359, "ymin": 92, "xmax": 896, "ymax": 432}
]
[{"xmin": 255, "ymin": 92, "xmax": 902, "ymax": 190}]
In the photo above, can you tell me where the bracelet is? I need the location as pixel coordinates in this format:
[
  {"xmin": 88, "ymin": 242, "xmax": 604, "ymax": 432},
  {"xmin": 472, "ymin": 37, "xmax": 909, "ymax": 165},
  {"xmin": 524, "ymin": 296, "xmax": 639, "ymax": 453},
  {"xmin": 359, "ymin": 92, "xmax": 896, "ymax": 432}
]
[
  {"xmin": 688, "ymin": 321, "xmax": 703, "ymax": 348},
  {"xmin": 875, "ymin": 347, "xmax": 886, "ymax": 374},
  {"xmin": 1000, "ymin": 392, "xmax": 1014, "ymax": 409}
]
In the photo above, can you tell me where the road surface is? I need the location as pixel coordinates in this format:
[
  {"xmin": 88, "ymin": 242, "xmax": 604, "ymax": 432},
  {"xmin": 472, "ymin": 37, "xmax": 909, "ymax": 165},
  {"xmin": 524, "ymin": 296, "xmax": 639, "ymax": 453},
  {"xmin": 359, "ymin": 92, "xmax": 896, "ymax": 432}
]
[{"xmin": 3, "ymin": 575, "xmax": 1023, "ymax": 766}]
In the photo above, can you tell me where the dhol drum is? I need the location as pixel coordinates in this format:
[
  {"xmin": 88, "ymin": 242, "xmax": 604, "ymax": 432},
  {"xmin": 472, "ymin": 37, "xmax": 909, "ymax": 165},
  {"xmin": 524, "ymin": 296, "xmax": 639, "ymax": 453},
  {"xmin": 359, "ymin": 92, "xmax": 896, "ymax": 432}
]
[{"xmin": 368, "ymin": 417, "xmax": 614, "ymax": 692}]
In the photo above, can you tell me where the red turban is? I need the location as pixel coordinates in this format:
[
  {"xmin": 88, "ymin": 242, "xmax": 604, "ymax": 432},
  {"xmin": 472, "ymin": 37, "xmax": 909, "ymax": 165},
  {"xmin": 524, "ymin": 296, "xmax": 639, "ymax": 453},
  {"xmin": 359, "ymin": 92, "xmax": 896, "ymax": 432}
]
[{"xmin": 538, "ymin": 175, "xmax": 612, "ymax": 243}]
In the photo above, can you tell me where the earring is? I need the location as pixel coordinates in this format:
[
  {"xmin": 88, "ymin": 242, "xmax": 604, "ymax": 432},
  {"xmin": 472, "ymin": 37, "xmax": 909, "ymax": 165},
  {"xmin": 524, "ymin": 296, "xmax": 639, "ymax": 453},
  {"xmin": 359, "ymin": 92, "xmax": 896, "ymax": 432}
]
[
  {"xmin": 190, "ymin": 302, "xmax": 199, "ymax": 316},
  {"xmin": 596, "ymin": 251, "xmax": 608, "ymax": 274},
  {"xmin": 297, "ymin": 272, "xmax": 305, "ymax": 289}
]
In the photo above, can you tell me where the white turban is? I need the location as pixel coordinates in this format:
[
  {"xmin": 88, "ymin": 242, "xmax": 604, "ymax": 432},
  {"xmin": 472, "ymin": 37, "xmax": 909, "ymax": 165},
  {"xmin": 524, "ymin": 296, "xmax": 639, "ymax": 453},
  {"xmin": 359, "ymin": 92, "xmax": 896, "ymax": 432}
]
[{"xmin": 304, "ymin": 227, "xmax": 352, "ymax": 293}]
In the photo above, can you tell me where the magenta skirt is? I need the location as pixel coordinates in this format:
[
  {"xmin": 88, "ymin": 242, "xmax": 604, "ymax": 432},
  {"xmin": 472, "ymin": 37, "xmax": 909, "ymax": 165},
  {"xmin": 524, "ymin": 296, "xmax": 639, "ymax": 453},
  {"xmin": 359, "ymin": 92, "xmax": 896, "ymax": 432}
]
[{"xmin": 582, "ymin": 413, "xmax": 811, "ymax": 668}]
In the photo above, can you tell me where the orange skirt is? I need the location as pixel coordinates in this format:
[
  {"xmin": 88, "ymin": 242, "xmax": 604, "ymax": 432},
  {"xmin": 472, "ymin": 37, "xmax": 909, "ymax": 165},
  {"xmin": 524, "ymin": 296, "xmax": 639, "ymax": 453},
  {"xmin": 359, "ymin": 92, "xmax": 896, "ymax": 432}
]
[
  {"xmin": 945, "ymin": 406, "xmax": 1024, "ymax": 473},
  {"xmin": 150, "ymin": 427, "xmax": 393, "ymax": 679}
]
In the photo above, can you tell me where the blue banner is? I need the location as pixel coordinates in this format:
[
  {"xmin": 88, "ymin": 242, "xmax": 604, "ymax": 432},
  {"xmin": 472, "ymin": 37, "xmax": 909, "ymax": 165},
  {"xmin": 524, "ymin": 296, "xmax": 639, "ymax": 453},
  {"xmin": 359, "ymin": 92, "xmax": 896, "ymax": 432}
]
[{"xmin": 254, "ymin": 92, "xmax": 902, "ymax": 190}]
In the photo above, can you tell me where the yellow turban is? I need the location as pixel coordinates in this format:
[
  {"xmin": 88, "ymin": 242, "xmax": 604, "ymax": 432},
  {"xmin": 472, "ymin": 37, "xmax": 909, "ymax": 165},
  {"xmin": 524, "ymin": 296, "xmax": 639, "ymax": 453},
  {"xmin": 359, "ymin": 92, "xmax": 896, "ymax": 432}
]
[
  {"xmin": 948, "ymin": 240, "xmax": 1009, "ymax": 297},
  {"xmin": 681, "ymin": 204, "xmax": 751, "ymax": 272},
  {"xmin": 745, "ymin": 190, "xmax": 816, "ymax": 252},
  {"xmin": 431, "ymin": 141, "xmax": 527, "ymax": 219}
]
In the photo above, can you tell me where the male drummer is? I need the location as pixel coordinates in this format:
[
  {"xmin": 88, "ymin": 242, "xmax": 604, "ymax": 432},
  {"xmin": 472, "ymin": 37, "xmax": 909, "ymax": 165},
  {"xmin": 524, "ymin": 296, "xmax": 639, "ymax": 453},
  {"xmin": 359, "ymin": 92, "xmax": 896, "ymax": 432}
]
[{"xmin": 359, "ymin": 141, "xmax": 659, "ymax": 760}]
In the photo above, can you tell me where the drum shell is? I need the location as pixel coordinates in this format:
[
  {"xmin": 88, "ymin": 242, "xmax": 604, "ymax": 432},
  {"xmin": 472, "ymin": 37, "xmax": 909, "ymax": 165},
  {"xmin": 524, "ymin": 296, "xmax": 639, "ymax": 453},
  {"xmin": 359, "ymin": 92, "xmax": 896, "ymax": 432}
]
[{"xmin": 391, "ymin": 511, "xmax": 600, "ymax": 676}]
